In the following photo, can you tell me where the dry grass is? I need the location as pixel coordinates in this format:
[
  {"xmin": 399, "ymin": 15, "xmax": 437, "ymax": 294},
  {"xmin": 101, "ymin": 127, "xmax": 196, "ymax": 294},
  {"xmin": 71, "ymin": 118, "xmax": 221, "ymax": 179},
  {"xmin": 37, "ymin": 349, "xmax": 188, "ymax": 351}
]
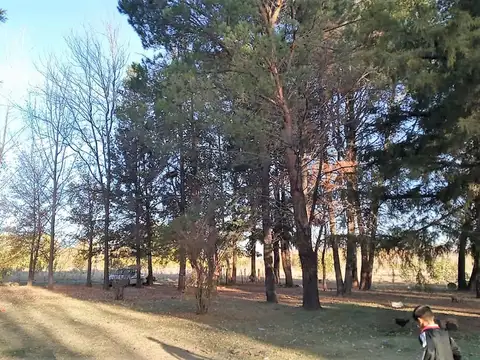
[{"xmin": 0, "ymin": 284, "xmax": 479, "ymax": 359}]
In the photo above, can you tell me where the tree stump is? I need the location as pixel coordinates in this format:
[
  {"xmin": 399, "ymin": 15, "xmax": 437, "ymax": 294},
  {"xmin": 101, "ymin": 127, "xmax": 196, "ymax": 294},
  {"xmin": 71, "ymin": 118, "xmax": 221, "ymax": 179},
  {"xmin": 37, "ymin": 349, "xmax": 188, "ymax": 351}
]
[{"xmin": 113, "ymin": 279, "xmax": 128, "ymax": 300}]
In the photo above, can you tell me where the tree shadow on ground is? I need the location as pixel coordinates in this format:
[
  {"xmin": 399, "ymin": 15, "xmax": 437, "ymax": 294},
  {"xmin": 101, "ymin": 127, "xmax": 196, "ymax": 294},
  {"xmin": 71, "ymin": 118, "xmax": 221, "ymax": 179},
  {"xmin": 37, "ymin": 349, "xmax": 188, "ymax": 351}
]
[
  {"xmin": 47, "ymin": 283, "xmax": 480, "ymax": 359},
  {"xmin": 0, "ymin": 310, "xmax": 87, "ymax": 359},
  {"xmin": 0, "ymin": 287, "xmax": 149, "ymax": 359},
  {"xmin": 96, "ymin": 293, "xmax": 423, "ymax": 359},
  {"xmin": 146, "ymin": 337, "xmax": 212, "ymax": 360}
]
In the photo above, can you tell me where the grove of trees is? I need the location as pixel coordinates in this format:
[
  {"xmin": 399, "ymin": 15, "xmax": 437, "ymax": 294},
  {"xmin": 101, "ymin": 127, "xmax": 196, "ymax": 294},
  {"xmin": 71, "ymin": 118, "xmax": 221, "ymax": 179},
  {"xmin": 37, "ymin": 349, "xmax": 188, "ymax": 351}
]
[{"xmin": 1, "ymin": 0, "xmax": 480, "ymax": 313}]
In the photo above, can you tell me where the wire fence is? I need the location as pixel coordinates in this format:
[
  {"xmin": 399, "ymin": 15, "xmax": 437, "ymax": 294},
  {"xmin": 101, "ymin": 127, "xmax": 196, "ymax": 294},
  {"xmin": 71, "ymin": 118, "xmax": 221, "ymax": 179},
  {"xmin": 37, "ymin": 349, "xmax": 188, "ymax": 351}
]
[{"xmin": 3, "ymin": 267, "xmax": 270, "ymax": 286}]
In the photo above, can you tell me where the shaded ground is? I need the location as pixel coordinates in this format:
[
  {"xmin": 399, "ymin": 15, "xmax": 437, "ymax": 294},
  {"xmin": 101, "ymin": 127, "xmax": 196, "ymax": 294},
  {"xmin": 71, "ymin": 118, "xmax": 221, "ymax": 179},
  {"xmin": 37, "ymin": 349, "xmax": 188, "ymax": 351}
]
[{"xmin": 0, "ymin": 284, "xmax": 479, "ymax": 359}]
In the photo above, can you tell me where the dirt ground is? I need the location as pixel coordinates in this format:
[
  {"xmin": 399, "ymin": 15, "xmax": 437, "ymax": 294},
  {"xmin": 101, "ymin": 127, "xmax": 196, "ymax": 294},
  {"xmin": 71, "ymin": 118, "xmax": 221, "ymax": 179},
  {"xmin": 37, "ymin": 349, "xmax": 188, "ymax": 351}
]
[{"xmin": 0, "ymin": 283, "xmax": 479, "ymax": 359}]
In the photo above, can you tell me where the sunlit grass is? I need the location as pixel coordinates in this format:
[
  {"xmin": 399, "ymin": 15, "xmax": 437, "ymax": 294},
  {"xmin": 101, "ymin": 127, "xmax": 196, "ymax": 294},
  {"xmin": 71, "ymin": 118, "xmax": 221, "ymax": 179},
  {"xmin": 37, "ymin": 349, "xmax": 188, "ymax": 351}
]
[{"xmin": 0, "ymin": 285, "xmax": 479, "ymax": 359}]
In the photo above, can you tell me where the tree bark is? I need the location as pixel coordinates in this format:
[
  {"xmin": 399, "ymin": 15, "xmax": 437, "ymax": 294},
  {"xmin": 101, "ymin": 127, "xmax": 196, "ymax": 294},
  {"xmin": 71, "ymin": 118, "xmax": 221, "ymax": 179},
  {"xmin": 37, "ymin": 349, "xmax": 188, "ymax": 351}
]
[
  {"xmin": 344, "ymin": 203, "xmax": 356, "ymax": 295},
  {"xmin": 47, "ymin": 187, "xmax": 57, "ymax": 289},
  {"xmin": 326, "ymin": 187, "xmax": 344, "ymax": 295},
  {"xmin": 344, "ymin": 92, "xmax": 360, "ymax": 291},
  {"xmin": 359, "ymin": 244, "xmax": 368, "ymax": 290},
  {"xmin": 365, "ymin": 197, "xmax": 379, "ymax": 290},
  {"xmin": 178, "ymin": 247, "xmax": 187, "ymax": 290},
  {"xmin": 273, "ymin": 240, "xmax": 280, "ymax": 284},
  {"xmin": 475, "ymin": 199, "xmax": 480, "ymax": 298},
  {"xmin": 28, "ymin": 194, "xmax": 39, "ymax": 286},
  {"xmin": 226, "ymin": 257, "xmax": 232, "ymax": 285},
  {"xmin": 232, "ymin": 240, "xmax": 237, "ymax": 285},
  {"xmin": 468, "ymin": 243, "xmax": 478, "ymax": 290},
  {"xmin": 102, "ymin": 125, "xmax": 113, "ymax": 291},
  {"xmin": 298, "ymin": 235, "xmax": 320, "ymax": 309},
  {"xmin": 262, "ymin": 159, "xmax": 277, "ymax": 303},
  {"xmin": 103, "ymin": 194, "xmax": 110, "ymax": 290},
  {"xmin": 30, "ymin": 225, "xmax": 42, "ymax": 286},
  {"xmin": 135, "ymin": 188, "xmax": 142, "ymax": 288},
  {"xmin": 86, "ymin": 233, "xmax": 93, "ymax": 287},
  {"xmin": 249, "ymin": 234, "xmax": 257, "ymax": 282},
  {"xmin": 366, "ymin": 240, "xmax": 375, "ymax": 290},
  {"xmin": 86, "ymin": 188, "xmax": 95, "ymax": 287},
  {"xmin": 321, "ymin": 235, "xmax": 328, "ymax": 291},
  {"xmin": 354, "ymin": 194, "xmax": 368, "ymax": 290},
  {"xmin": 145, "ymin": 196, "xmax": 154, "ymax": 286},
  {"xmin": 281, "ymin": 238, "xmax": 293, "ymax": 287},
  {"xmin": 475, "ymin": 244, "xmax": 480, "ymax": 298},
  {"xmin": 458, "ymin": 219, "xmax": 470, "ymax": 290},
  {"xmin": 178, "ymin": 147, "xmax": 187, "ymax": 291},
  {"xmin": 457, "ymin": 207, "xmax": 475, "ymax": 290},
  {"xmin": 47, "ymin": 140, "xmax": 60, "ymax": 290},
  {"xmin": 331, "ymin": 238, "xmax": 343, "ymax": 295},
  {"xmin": 352, "ymin": 249, "xmax": 359, "ymax": 289},
  {"xmin": 27, "ymin": 234, "xmax": 36, "ymax": 286},
  {"xmin": 274, "ymin": 186, "xmax": 292, "ymax": 287}
]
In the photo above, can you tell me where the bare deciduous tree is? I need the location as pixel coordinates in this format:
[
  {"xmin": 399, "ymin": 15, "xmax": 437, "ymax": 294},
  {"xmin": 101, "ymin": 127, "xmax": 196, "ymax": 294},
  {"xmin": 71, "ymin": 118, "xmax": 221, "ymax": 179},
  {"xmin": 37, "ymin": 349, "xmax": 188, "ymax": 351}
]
[
  {"xmin": 43, "ymin": 26, "xmax": 128, "ymax": 289},
  {"xmin": 10, "ymin": 140, "xmax": 49, "ymax": 285},
  {"xmin": 68, "ymin": 168, "xmax": 103, "ymax": 287},
  {"xmin": 25, "ymin": 76, "xmax": 75, "ymax": 289}
]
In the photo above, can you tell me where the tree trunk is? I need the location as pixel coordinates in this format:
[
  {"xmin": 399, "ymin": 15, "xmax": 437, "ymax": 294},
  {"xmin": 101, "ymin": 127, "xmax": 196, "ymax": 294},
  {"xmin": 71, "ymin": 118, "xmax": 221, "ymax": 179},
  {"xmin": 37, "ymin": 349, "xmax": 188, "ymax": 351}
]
[
  {"xmin": 344, "ymin": 205, "xmax": 356, "ymax": 295},
  {"xmin": 225, "ymin": 257, "xmax": 232, "ymax": 285},
  {"xmin": 359, "ymin": 243, "xmax": 368, "ymax": 290},
  {"xmin": 178, "ymin": 247, "xmax": 187, "ymax": 290},
  {"xmin": 86, "ymin": 188, "xmax": 95, "ymax": 287},
  {"xmin": 360, "ymin": 206, "xmax": 376, "ymax": 291},
  {"xmin": 262, "ymin": 159, "xmax": 277, "ymax": 303},
  {"xmin": 178, "ymin": 146, "xmax": 187, "ymax": 291},
  {"xmin": 135, "ymin": 248, "xmax": 142, "ymax": 288},
  {"xmin": 354, "ymin": 194, "xmax": 367, "ymax": 290},
  {"xmin": 476, "ymin": 268, "xmax": 480, "ymax": 299},
  {"xmin": 458, "ymin": 220, "xmax": 470, "ymax": 290},
  {"xmin": 135, "ymin": 194, "xmax": 142, "ymax": 288},
  {"xmin": 298, "ymin": 236, "xmax": 320, "ymax": 309},
  {"xmin": 475, "ymin": 244, "xmax": 480, "ymax": 298},
  {"xmin": 27, "ymin": 234, "xmax": 36, "ymax": 286},
  {"xmin": 355, "ymin": 194, "xmax": 368, "ymax": 290},
  {"xmin": 364, "ymin": 197, "xmax": 380, "ymax": 290},
  {"xmin": 327, "ymin": 189, "xmax": 344, "ymax": 295},
  {"xmin": 86, "ymin": 234, "xmax": 93, "ymax": 287},
  {"xmin": 268, "ymin": 52, "xmax": 319, "ymax": 309},
  {"xmin": 274, "ymin": 185, "xmax": 292, "ymax": 287},
  {"xmin": 366, "ymin": 241, "xmax": 375, "ymax": 290},
  {"xmin": 468, "ymin": 244, "xmax": 478, "ymax": 290},
  {"xmin": 331, "ymin": 239, "xmax": 343, "ymax": 295},
  {"xmin": 47, "ymin": 147, "xmax": 60, "ymax": 290},
  {"xmin": 145, "ymin": 197, "xmax": 154, "ymax": 286},
  {"xmin": 458, "ymin": 235, "xmax": 467, "ymax": 290},
  {"xmin": 475, "ymin": 199, "xmax": 480, "ymax": 298},
  {"xmin": 28, "ymin": 196, "xmax": 39, "ymax": 287},
  {"xmin": 30, "ymin": 229, "xmax": 42, "ymax": 285},
  {"xmin": 232, "ymin": 240, "xmax": 237, "ymax": 285},
  {"xmin": 344, "ymin": 92, "xmax": 359, "ymax": 292},
  {"xmin": 321, "ymin": 235, "xmax": 328, "ymax": 291},
  {"xmin": 281, "ymin": 238, "xmax": 293, "ymax": 287},
  {"xmin": 250, "ymin": 233, "xmax": 256, "ymax": 282},
  {"xmin": 273, "ymin": 240, "xmax": 280, "ymax": 284},
  {"xmin": 103, "ymin": 195, "xmax": 110, "ymax": 290},
  {"xmin": 282, "ymin": 115, "xmax": 320, "ymax": 309},
  {"xmin": 344, "ymin": 239, "xmax": 355, "ymax": 295},
  {"xmin": 352, "ymin": 249, "xmax": 359, "ymax": 289},
  {"xmin": 48, "ymin": 191, "xmax": 57, "ymax": 289}
]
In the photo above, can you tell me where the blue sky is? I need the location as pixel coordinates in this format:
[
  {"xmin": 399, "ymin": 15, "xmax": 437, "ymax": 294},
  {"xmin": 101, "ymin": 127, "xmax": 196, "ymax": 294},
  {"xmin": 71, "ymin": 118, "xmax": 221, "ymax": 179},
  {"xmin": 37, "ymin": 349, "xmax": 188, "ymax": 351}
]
[{"xmin": 0, "ymin": 0, "xmax": 149, "ymax": 140}]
